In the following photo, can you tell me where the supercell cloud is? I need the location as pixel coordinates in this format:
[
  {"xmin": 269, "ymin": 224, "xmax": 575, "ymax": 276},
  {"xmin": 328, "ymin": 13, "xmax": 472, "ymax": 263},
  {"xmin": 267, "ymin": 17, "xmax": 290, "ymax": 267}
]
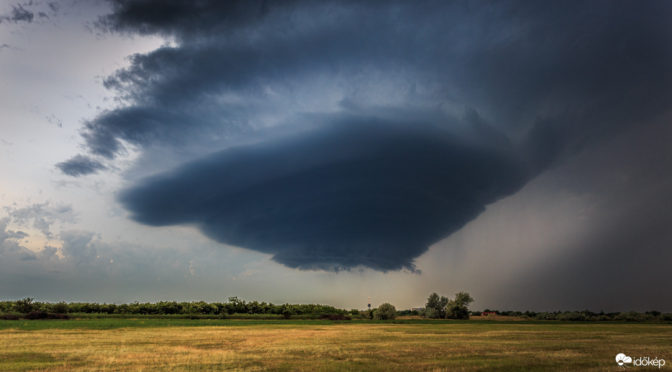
[
  {"xmin": 62, "ymin": 1, "xmax": 672, "ymax": 271},
  {"xmin": 120, "ymin": 118, "xmax": 527, "ymax": 270}
]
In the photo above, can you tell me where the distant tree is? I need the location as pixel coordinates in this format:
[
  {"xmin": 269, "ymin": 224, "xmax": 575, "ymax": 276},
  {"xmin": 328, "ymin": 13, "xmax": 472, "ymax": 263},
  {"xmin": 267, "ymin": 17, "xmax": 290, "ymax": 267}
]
[
  {"xmin": 281, "ymin": 304, "xmax": 294, "ymax": 319},
  {"xmin": 227, "ymin": 297, "xmax": 247, "ymax": 314},
  {"xmin": 445, "ymin": 292, "xmax": 474, "ymax": 319},
  {"xmin": 374, "ymin": 303, "xmax": 396, "ymax": 320},
  {"xmin": 52, "ymin": 302, "xmax": 68, "ymax": 314},
  {"xmin": 14, "ymin": 298, "xmax": 34, "ymax": 313},
  {"xmin": 425, "ymin": 293, "xmax": 449, "ymax": 318},
  {"xmin": 454, "ymin": 292, "xmax": 474, "ymax": 308}
]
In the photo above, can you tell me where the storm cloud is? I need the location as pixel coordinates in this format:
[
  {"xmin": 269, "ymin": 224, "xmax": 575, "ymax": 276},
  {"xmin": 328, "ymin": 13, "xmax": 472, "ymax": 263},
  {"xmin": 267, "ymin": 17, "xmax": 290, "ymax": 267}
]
[
  {"xmin": 61, "ymin": 0, "xmax": 672, "ymax": 271},
  {"xmin": 75, "ymin": 0, "xmax": 672, "ymax": 163},
  {"xmin": 120, "ymin": 118, "xmax": 527, "ymax": 270},
  {"xmin": 0, "ymin": 4, "xmax": 34, "ymax": 24}
]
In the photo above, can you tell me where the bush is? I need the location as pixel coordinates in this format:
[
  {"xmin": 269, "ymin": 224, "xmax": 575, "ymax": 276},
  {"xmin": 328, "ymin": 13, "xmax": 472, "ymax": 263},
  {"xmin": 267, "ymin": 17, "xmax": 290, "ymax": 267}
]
[
  {"xmin": 281, "ymin": 304, "xmax": 294, "ymax": 319},
  {"xmin": 52, "ymin": 302, "xmax": 69, "ymax": 314},
  {"xmin": 14, "ymin": 298, "xmax": 35, "ymax": 313},
  {"xmin": 319, "ymin": 314, "xmax": 351, "ymax": 321},
  {"xmin": 615, "ymin": 311, "xmax": 646, "ymax": 322},
  {"xmin": 49, "ymin": 313, "xmax": 70, "ymax": 320},
  {"xmin": 24, "ymin": 311, "xmax": 49, "ymax": 319},
  {"xmin": 557, "ymin": 312, "xmax": 587, "ymax": 321},
  {"xmin": 374, "ymin": 303, "xmax": 396, "ymax": 320},
  {"xmin": 23, "ymin": 311, "xmax": 70, "ymax": 320}
]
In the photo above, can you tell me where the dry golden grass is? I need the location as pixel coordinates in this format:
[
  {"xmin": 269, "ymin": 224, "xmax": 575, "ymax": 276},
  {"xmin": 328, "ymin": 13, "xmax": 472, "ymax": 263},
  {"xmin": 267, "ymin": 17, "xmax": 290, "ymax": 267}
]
[{"xmin": 1, "ymin": 321, "xmax": 671, "ymax": 371}]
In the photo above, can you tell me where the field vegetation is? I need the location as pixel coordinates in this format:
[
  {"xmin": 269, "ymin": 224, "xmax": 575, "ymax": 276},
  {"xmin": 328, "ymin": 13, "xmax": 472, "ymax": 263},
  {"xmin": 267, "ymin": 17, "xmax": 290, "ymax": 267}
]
[
  {"xmin": 2, "ymin": 294, "xmax": 671, "ymax": 371},
  {"xmin": 1, "ymin": 319, "xmax": 671, "ymax": 371}
]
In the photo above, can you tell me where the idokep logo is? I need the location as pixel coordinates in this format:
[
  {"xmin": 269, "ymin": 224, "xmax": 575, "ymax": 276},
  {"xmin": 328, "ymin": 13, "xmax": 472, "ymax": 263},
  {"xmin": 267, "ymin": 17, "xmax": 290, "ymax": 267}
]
[
  {"xmin": 616, "ymin": 353, "xmax": 666, "ymax": 369},
  {"xmin": 616, "ymin": 353, "xmax": 632, "ymax": 367}
]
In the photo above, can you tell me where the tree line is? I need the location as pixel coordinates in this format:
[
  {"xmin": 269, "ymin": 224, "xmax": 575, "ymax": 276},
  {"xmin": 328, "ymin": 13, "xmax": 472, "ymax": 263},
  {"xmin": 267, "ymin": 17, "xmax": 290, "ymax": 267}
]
[
  {"xmin": 1, "ymin": 294, "xmax": 670, "ymax": 322},
  {"xmin": 471, "ymin": 309, "xmax": 672, "ymax": 322},
  {"xmin": 0, "ymin": 297, "xmax": 347, "ymax": 318}
]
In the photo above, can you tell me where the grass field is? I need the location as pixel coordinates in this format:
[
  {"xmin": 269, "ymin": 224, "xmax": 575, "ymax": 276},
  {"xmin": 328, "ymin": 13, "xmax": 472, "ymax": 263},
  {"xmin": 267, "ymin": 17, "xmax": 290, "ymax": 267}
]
[{"xmin": 1, "ymin": 319, "xmax": 670, "ymax": 371}]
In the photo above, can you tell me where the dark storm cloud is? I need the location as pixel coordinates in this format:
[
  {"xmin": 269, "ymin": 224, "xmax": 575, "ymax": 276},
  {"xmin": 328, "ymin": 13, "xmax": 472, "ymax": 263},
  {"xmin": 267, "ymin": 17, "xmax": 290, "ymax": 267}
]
[
  {"xmin": 76, "ymin": 0, "xmax": 672, "ymax": 162},
  {"xmin": 97, "ymin": 0, "xmax": 294, "ymax": 37},
  {"xmin": 56, "ymin": 155, "xmax": 107, "ymax": 176},
  {"xmin": 0, "ymin": 4, "xmax": 34, "ymax": 23},
  {"xmin": 120, "ymin": 118, "xmax": 527, "ymax": 271},
  {"xmin": 66, "ymin": 1, "xmax": 672, "ymax": 271}
]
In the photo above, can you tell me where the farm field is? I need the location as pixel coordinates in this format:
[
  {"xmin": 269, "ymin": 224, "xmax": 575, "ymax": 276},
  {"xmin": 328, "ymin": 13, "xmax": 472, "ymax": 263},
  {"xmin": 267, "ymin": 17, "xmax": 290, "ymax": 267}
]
[{"xmin": 1, "ymin": 319, "xmax": 670, "ymax": 371}]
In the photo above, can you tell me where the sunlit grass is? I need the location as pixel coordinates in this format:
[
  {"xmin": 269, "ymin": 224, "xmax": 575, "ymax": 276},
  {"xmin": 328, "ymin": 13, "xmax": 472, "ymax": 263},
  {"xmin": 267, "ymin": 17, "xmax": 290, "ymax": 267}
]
[{"xmin": 1, "ymin": 320, "xmax": 670, "ymax": 371}]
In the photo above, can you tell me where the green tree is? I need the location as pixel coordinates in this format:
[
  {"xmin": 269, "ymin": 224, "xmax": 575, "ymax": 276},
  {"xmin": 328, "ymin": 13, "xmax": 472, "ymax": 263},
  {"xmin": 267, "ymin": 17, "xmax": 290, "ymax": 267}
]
[
  {"xmin": 52, "ymin": 302, "xmax": 68, "ymax": 314},
  {"xmin": 445, "ymin": 292, "xmax": 474, "ymax": 319},
  {"xmin": 374, "ymin": 303, "xmax": 396, "ymax": 320},
  {"xmin": 425, "ymin": 292, "xmax": 449, "ymax": 318},
  {"xmin": 14, "ymin": 297, "xmax": 34, "ymax": 313},
  {"xmin": 281, "ymin": 304, "xmax": 294, "ymax": 319}
]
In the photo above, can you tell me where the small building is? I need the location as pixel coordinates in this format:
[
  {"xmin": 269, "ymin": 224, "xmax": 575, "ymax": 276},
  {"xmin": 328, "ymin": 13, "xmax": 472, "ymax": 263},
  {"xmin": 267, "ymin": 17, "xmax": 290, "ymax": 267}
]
[{"xmin": 482, "ymin": 311, "xmax": 497, "ymax": 316}]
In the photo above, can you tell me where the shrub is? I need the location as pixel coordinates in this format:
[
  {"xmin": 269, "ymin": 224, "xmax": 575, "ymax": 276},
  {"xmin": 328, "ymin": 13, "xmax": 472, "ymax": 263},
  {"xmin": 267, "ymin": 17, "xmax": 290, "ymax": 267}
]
[
  {"xmin": 14, "ymin": 298, "xmax": 35, "ymax": 313},
  {"xmin": 424, "ymin": 307, "xmax": 439, "ymax": 319},
  {"xmin": 645, "ymin": 310, "xmax": 661, "ymax": 318},
  {"xmin": 374, "ymin": 303, "xmax": 396, "ymax": 320},
  {"xmin": 48, "ymin": 313, "xmax": 70, "ymax": 320},
  {"xmin": 615, "ymin": 311, "xmax": 646, "ymax": 322},
  {"xmin": 557, "ymin": 312, "xmax": 587, "ymax": 321},
  {"xmin": 281, "ymin": 304, "xmax": 294, "ymax": 319},
  {"xmin": 24, "ymin": 311, "xmax": 49, "ymax": 319},
  {"xmin": 52, "ymin": 302, "xmax": 68, "ymax": 314},
  {"xmin": 319, "ymin": 314, "xmax": 351, "ymax": 321}
]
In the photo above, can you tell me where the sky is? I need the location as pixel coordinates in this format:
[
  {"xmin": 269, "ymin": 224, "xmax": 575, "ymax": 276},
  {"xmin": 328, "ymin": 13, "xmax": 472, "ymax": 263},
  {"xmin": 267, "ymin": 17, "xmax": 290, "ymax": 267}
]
[{"xmin": 1, "ymin": 0, "xmax": 671, "ymax": 312}]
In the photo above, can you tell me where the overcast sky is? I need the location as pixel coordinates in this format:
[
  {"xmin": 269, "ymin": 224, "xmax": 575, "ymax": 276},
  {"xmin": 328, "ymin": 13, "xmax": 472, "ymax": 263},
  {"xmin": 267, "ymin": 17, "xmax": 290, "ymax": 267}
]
[{"xmin": 1, "ymin": 0, "xmax": 671, "ymax": 312}]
